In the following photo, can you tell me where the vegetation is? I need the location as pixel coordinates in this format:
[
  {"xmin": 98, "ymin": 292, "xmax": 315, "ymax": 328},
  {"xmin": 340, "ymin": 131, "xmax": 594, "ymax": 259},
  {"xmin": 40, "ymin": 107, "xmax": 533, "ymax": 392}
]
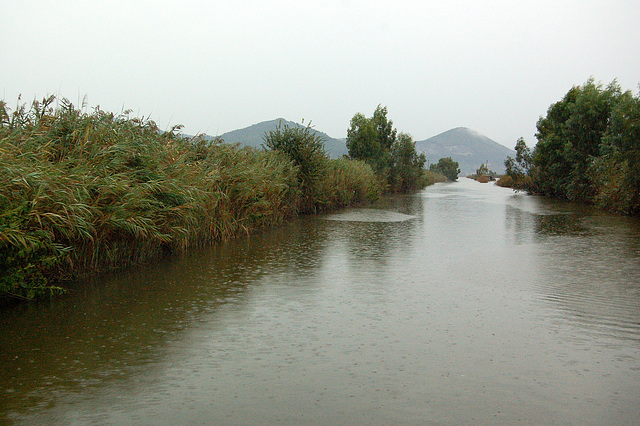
[
  {"xmin": 495, "ymin": 174, "xmax": 514, "ymax": 188},
  {"xmin": 262, "ymin": 121, "xmax": 329, "ymax": 213},
  {"xmin": 0, "ymin": 96, "xmax": 383, "ymax": 300},
  {"xmin": 422, "ymin": 169, "xmax": 449, "ymax": 185},
  {"xmin": 475, "ymin": 163, "xmax": 489, "ymax": 178},
  {"xmin": 429, "ymin": 157, "xmax": 460, "ymax": 181},
  {"xmin": 502, "ymin": 137, "xmax": 534, "ymax": 191},
  {"xmin": 262, "ymin": 121, "xmax": 382, "ymax": 213},
  {"xmin": 346, "ymin": 105, "xmax": 432, "ymax": 192},
  {"xmin": 504, "ymin": 78, "xmax": 640, "ymax": 215},
  {"xmin": 388, "ymin": 132, "xmax": 429, "ymax": 192}
]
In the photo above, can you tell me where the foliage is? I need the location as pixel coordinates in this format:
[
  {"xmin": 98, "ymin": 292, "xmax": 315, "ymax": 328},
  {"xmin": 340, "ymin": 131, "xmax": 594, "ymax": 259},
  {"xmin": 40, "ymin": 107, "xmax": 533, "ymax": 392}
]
[
  {"xmin": 475, "ymin": 163, "xmax": 489, "ymax": 177},
  {"xmin": 388, "ymin": 133, "xmax": 428, "ymax": 192},
  {"xmin": 262, "ymin": 121, "xmax": 329, "ymax": 213},
  {"xmin": 0, "ymin": 97, "xmax": 301, "ymax": 299},
  {"xmin": 346, "ymin": 106, "xmax": 428, "ymax": 192},
  {"xmin": 422, "ymin": 169, "xmax": 448, "ymax": 185},
  {"xmin": 429, "ymin": 157, "xmax": 460, "ymax": 181},
  {"xmin": 0, "ymin": 96, "xmax": 391, "ymax": 299},
  {"xmin": 496, "ymin": 174, "xmax": 514, "ymax": 188},
  {"xmin": 315, "ymin": 158, "xmax": 383, "ymax": 210},
  {"xmin": 592, "ymin": 90, "xmax": 640, "ymax": 214},
  {"xmin": 346, "ymin": 109, "xmax": 388, "ymax": 173},
  {"xmin": 504, "ymin": 78, "xmax": 640, "ymax": 215},
  {"xmin": 504, "ymin": 137, "xmax": 535, "ymax": 191},
  {"xmin": 533, "ymin": 78, "xmax": 624, "ymax": 201}
]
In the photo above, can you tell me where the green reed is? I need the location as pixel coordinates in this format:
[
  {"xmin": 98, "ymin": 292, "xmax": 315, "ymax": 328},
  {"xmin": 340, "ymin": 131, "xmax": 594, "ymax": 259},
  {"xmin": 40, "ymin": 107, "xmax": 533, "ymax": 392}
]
[{"xmin": 0, "ymin": 96, "xmax": 382, "ymax": 300}]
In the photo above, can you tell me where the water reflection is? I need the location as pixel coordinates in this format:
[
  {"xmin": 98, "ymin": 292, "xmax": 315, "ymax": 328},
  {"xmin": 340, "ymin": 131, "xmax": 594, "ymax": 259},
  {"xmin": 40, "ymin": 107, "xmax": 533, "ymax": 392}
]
[
  {"xmin": 502, "ymin": 191, "xmax": 640, "ymax": 343},
  {"xmin": 1, "ymin": 180, "xmax": 639, "ymax": 424},
  {"xmin": 0, "ymin": 205, "xmax": 424, "ymax": 421}
]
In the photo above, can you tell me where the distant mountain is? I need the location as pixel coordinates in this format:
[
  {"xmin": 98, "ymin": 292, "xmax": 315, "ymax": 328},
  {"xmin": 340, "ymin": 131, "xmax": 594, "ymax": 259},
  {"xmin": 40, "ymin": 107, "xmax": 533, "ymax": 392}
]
[
  {"xmin": 193, "ymin": 121, "xmax": 513, "ymax": 175},
  {"xmin": 218, "ymin": 119, "xmax": 348, "ymax": 158},
  {"xmin": 415, "ymin": 127, "xmax": 514, "ymax": 175}
]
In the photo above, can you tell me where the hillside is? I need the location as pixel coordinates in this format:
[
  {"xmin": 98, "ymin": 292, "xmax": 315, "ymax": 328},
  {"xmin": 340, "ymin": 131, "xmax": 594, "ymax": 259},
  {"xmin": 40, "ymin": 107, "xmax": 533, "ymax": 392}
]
[
  {"xmin": 415, "ymin": 127, "xmax": 514, "ymax": 174},
  {"xmin": 206, "ymin": 121, "xmax": 513, "ymax": 174},
  {"xmin": 218, "ymin": 119, "xmax": 348, "ymax": 158}
]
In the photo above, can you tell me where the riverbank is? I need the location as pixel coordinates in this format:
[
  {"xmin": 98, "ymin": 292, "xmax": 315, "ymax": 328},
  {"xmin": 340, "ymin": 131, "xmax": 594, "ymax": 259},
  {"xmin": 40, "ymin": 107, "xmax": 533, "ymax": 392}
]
[
  {"xmin": 3, "ymin": 177, "xmax": 638, "ymax": 424},
  {"xmin": 501, "ymin": 79, "xmax": 640, "ymax": 216},
  {"xmin": 0, "ymin": 97, "xmax": 443, "ymax": 300}
]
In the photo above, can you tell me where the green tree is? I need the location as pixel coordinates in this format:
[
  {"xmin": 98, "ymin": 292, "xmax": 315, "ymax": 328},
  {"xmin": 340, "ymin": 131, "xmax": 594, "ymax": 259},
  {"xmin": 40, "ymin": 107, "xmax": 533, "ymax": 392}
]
[
  {"xmin": 501, "ymin": 78, "xmax": 640, "ymax": 215},
  {"xmin": 346, "ymin": 106, "xmax": 428, "ymax": 192},
  {"xmin": 504, "ymin": 137, "xmax": 534, "ymax": 191},
  {"xmin": 389, "ymin": 133, "xmax": 427, "ymax": 192},
  {"xmin": 476, "ymin": 163, "xmax": 489, "ymax": 177},
  {"xmin": 346, "ymin": 112, "xmax": 381, "ymax": 166},
  {"xmin": 372, "ymin": 105, "xmax": 397, "ymax": 152},
  {"xmin": 591, "ymin": 89, "xmax": 640, "ymax": 214},
  {"xmin": 533, "ymin": 78, "xmax": 623, "ymax": 201},
  {"xmin": 346, "ymin": 105, "xmax": 396, "ymax": 174},
  {"xmin": 429, "ymin": 157, "xmax": 460, "ymax": 181},
  {"xmin": 263, "ymin": 121, "xmax": 328, "ymax": 212}
]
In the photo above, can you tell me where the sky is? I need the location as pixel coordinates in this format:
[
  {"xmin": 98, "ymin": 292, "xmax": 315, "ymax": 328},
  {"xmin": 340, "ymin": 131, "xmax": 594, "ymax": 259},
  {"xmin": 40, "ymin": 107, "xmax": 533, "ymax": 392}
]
[{"xmin": 2, "ymin": 1, "xmax": 639, "ymax": 148}]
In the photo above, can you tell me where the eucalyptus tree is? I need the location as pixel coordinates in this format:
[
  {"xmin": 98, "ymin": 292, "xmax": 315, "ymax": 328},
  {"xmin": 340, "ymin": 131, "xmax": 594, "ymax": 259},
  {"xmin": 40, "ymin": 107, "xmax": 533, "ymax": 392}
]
[{"xmin": 346, "ymin": 106, "xmax": 427, "ymax": 192}]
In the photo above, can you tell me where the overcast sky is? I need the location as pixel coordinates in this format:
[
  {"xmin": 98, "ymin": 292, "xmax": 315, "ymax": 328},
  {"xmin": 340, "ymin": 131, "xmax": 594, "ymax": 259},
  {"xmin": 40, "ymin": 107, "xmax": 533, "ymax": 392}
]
[{"xmin": 2, "ymin": 1, "xmax": 639, "ymax": 148}]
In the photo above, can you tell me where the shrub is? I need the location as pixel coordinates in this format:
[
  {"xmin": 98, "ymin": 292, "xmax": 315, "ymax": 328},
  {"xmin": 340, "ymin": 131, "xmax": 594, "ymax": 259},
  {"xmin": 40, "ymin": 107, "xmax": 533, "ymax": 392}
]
[{"xmin": 262, "ymin": 121, "xmax": 328, "ymax": 213}]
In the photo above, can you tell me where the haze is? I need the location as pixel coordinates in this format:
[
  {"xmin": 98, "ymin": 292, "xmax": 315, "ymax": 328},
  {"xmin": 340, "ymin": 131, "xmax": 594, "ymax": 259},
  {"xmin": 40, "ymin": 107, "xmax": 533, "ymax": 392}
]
[{"xmin": 2, "ymin": 0, "xmax": 639, "ymax": 149}]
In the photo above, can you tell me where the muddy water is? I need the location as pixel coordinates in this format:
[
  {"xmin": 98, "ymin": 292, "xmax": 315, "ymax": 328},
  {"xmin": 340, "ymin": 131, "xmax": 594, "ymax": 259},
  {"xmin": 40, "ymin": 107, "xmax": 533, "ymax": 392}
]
[{"xmin": 1, "ymin": 178, "xmax": 639, "ymax": 424}]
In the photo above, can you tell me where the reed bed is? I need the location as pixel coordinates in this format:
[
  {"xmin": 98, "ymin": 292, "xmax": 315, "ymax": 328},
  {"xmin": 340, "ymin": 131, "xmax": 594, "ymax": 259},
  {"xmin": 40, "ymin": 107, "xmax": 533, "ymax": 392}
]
[
  {"xmin": 315, "ymin": 158, "xmax": 384, "ymax": 210},
  {"xmin": 0, "ymin": 97, "xmax": 385, "ymax": 299},
  {"xmin": 422, "ymin": 169, "xmax": 448, "ymax": 185}
]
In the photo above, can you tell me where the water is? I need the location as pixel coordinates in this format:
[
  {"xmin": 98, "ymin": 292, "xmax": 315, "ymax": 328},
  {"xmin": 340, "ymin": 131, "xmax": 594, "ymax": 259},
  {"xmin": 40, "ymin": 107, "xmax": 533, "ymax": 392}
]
[{"xmin": 1, "ymin": 178, "xmax": 639, "ymax": 425}]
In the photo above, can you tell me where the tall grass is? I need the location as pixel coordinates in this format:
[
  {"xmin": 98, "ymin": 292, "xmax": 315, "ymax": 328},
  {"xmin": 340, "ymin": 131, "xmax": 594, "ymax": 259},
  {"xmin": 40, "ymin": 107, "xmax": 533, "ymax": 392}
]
[
  {"xmin": 0, "ymin": 96, "xmax": 383, "ymax": 299},
  {"xmin": 0, "ymin": 97, "xmax": 302, "ymax": 298},
  {"xmin": 315, "ymin": 158, "xmax": 383, "ymax": 210},
  {"xmin": 422, "ymin": 169, "xmax": 448, "ymax": 185}
]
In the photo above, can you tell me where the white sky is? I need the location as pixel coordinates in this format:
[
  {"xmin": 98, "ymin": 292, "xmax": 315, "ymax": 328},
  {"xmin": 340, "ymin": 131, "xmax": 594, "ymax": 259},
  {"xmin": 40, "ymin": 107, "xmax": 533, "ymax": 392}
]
[{"xmin": 2, "ymin": 0, "xmax": 639, "ymax": 148}]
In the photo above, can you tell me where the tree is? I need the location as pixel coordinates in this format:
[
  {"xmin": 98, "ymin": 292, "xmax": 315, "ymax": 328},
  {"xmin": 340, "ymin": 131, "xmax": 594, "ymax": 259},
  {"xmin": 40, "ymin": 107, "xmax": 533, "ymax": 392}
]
[
  {"xmin": 476, "ymin": 163, "xmax": 489, "ymax": 177},
  {"xmin": 502, "ymin": 78, "xmax": 640, "ymax": 215},
  {"xmin": 429, "ymin": 157, "xmax": 460, "ymax": 181},
  {"xmin": 346, "ymin": 105, "xmax": 395, "ymax": 174},
  {"xmin": 592, "ymin": 89, "xmax": 640, "ymax": 214},
  {"xmin": 504, "ymin": 137, "xmax": 534, "ymax": 191},
  {"xmin": 346, "ymin": 112, "xmax": 381, "ymax": 166},
  {"xmin": 390, "ymin": 133, "xmax": 427, "ymax": 192},
  {"xmin": 346, "ymin": 106, "xmax": 428, "ymax": 192},
  {"xmin": 533, "ymin": 78, "xmax": 623, "ymax": 201},
  {"xmin": 372, "ymin": 105, "xmax": 397, "ymax": 152},
  {"xmin": 263, "ymin": 121, "xmax": 328, "ymax": 212}
]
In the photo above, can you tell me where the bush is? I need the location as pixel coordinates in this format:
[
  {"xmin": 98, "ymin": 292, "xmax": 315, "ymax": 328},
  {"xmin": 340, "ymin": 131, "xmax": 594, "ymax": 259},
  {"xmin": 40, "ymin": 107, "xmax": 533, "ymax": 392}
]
[
  {"xmin": 429, "ymin": 157, "xmax": 460, "ymax": 181},
  {"xmin": 496, "ymin": 175, "xmax": 514, "ymax": 188},
  {"xmin": 262, "ymin": 121, "xmax": 328, "ymax": 213},
  {"xmin": 315, "ymin": 158, "xmax": 382, "ymax": 210}
]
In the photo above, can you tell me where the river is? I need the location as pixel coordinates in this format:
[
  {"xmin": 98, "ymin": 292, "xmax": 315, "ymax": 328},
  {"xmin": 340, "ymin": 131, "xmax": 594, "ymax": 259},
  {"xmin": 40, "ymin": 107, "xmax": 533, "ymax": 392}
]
[{"xmin": 1, "ymin": 178, "xmax": 639, "ymax": 425}]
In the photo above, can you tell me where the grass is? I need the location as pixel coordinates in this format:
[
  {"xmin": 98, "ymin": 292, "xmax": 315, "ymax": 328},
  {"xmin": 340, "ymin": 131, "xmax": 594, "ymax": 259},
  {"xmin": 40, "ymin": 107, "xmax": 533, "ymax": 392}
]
[{"xmin": 1, "ymin": 96, "xmax": 388, "ymax": 299}]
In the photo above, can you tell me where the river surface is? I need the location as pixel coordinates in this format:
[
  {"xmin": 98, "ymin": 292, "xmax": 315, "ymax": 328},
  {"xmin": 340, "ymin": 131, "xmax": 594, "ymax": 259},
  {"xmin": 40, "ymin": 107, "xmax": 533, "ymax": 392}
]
[{"xmin": 1, "ymin": 178, "xmax": 640, "ymax": 425}]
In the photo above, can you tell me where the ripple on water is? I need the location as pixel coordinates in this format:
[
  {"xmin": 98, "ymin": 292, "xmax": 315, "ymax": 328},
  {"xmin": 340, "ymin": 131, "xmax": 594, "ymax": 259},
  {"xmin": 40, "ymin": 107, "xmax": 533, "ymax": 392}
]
[{"xmin": 323, "ymin": 209, "xmax": 417, "ymax": 223}]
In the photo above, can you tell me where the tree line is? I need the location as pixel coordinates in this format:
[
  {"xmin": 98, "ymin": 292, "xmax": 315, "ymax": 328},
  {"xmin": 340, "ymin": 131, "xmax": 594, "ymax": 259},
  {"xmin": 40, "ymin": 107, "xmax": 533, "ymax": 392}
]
[
  {"xmin": 343, "ymin": 105, "xmax": 458, "ymax": 192},
  {"xmin": 504, "ymin": 78, "xmax": 640, "ymax": 216}
]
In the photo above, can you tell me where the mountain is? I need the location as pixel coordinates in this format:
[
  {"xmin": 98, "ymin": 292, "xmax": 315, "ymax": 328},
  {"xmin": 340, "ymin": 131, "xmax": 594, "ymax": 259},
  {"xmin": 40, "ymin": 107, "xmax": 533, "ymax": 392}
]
[
  {"xmin": 199, "ymin": 121, "xmax": 513, "ymax": 175},
  {"xmin": 415, "ymin": 127, "xmax": 515, "ymax": 175},
  {"xmin": 218, "ymin": 119, "xmax": 348, "ymax": 158}
]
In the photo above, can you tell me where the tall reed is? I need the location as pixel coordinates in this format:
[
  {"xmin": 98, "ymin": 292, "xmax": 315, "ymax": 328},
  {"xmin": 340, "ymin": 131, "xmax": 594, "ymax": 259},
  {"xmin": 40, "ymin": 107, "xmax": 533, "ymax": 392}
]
[
  {"xmin": 0, "ymin": 97, "xmax": 300, "ymax": 299},
  {"xmin": 0, "ymin": 96, "xmax": 383, "ymax": 300}
]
